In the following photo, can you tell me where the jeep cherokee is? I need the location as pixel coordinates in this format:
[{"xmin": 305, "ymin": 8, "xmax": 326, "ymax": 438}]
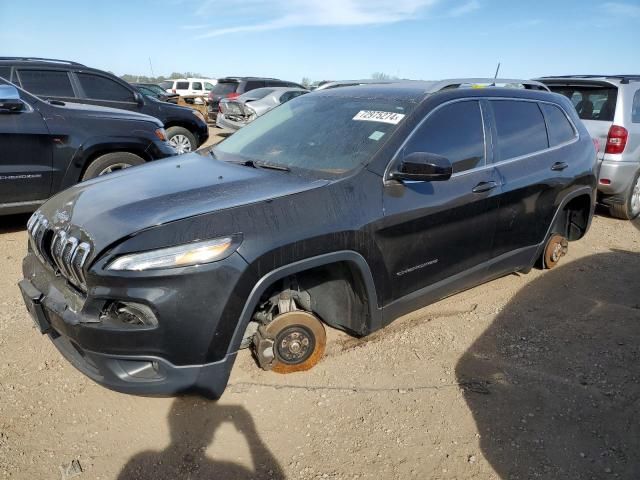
[{"xmin": 19, "ymin": 79, "xmax": 597, "ymax": 398}]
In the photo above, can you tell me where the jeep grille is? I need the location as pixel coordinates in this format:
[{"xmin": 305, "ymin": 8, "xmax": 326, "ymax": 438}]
[{"xmin": 27, "ymin": 212, "xmax": 91, "ymax": 291}]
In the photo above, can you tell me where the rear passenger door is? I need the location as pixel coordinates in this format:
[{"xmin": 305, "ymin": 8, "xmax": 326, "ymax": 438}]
[
  {"xmin": 487, "ymin": 99, "xmax": 577, "ymax": 265},
  {"xmin": 74, "ymin": 72, "xmax": 139, "ymax": 112},
  {"xmin": 379, "ymin": 100, "xmax": 500, "ymax": 302}
]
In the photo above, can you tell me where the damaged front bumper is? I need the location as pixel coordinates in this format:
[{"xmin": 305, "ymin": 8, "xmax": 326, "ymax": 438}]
[{"xmin": 19, "ymin": 252, "xmax": 246, "ymax": 399}]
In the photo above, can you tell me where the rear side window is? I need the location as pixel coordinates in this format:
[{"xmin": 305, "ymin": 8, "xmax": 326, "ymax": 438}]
[
  {"xmin": 244, "ymin": 80, "xmax": 265, "ymax": 91},
  {"xmin": 491, "ymin": 100, "xmax": 548, "ymax": 161},
  {"xmin": 175, "ymin": 82, "xmax": 189, "ymax": 90},
  {"xmin": 404, "ymin": 100, "xmax": 485, "ymax": 174},
  {"xmin": 191, "ymin": 82, "xmax": 202, "ymax": 90},
  {"xmin": 280, "ymin": 90, "xmax": 307, "ymax": 103},
  {"xmin": 547, "ymin": 85, "xmax": 617, "ymax": 121},
  {"xmin": 0, "ymin": 66, "xmax": 10, "ymax": 81},
  {"xmin": 633, "ymin": 89, "xmax": 640, "ymax": 123},
  {"xmin": 541, "ymin": 103, "xmax": 576, "ymax": 146},
  {"xmin": 77, "ymin": 73, "xmax": 134, "ymax": 102},
  {"xmin": 18, "ymin": 70, "xmax": 75, "ymax": 97}
]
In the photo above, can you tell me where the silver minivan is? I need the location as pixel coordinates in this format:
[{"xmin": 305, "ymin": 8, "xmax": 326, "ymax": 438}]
[{"xmin": 539, "ymin": 75, "xmax": 640, "ymax": 219}]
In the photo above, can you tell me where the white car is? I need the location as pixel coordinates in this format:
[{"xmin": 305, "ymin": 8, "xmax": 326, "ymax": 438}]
[{"xmin": 159, "ymin": 78, "xmax": 217, "ymax": 96}]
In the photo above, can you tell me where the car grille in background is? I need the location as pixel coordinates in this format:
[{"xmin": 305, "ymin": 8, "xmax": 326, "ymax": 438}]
[{"xmin": 27, "ymin": 212, "xmax": 91, "ymax": 291}]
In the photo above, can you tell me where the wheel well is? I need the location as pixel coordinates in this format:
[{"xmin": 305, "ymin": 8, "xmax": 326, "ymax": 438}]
[
  {"xmin": 164, "ymin": 122, "xmax": 194, "ymax": 133},
  {"xmin": 78, "ymin": 148, "xmax": 150, "ymax": 181},
  {"xmin": 255, "ymin": 261, "xmax": 372, "ymax": 337},
  {"xmin": 558, "ymin": 194, "xmax": 592, "ymax": 241}
]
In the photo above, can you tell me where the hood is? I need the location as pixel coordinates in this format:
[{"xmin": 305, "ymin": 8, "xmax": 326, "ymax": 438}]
[
  {"xmin": 38, "ymin": 152, "xmax": 329, "ymax": 259},
  {"xmin": 44, "ymin": 100, "xmax": 163, "ymax": 126}
]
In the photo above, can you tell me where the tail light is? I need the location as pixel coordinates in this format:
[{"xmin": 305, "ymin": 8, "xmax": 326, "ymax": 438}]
[
  {"xmin": 218, "ymin": 104, "xmax": 222, "ymax": 113},
  {"xmin": 172, "ymin": 89, "xmax": 176, "ymax": 94},
  {"xmin": 226, "ymin": 92, "xmax": 240, "ymax": 99},
  {"xmin": 605, "ymin": 125, "xmax": 628, "ymax": 154}
]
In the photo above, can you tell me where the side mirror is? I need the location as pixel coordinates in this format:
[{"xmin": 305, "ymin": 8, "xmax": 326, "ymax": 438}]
[
  {"xmin": 391, "ymin": 152, "xmax": 453, "ymax": 182},
  {"xmin": 133, "ymin": 91, "xmax": 145, "ymax": 106},
  {"xmin": 0, "ymin": 85, "xmax": 25, "ymax": 113}
]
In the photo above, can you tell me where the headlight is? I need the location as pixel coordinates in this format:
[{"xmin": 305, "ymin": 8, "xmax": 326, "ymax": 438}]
[
  {"xmin": 107, "ymin": 236, "xmax": 239, "ymax": 271},
  {"xmin": 192, "ymin": 109, "xmax": 206, "ymax": 123}
]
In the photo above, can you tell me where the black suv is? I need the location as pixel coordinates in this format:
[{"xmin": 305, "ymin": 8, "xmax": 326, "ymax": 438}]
[
  {"xmin": 19, "ymin": 79, "xmax": 597, "ymax": 399},
  {"xmin": 207, "ymin": 77, "xmax": 305, "ymax": 121},
  {"xmin": 0, "ymin": 58, "xmax": 209, "ymax": 153},
  {"xmin": 0, "ymin": 79, "xmax": 175, "ymax": 215}
]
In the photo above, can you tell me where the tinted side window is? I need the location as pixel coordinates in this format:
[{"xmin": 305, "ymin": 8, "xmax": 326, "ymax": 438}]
[
  {"xmin": 633, "ymin": 89, "xmax": 640, "ymax": 124},
  {"xmin": 18, "ymin": 70, "xmax": 75, "ymax": 97},
  {"xmin": 541, "ymin": 103, "xmax": 576, "ymax": 146},
  {"xmin": 204, "ymin": 82, "xmax": 215, "ymax": 91},
  {"xmin": 404, "ymin": 100, "xmax": 485, "ymax": 174},
  {"xmin": 176, "ymin": 81, "xmax": 189, "ymax": 90},
  {"xmin": 77, "ymin": 73, "xmax": 135, "ymax": 102},
  {"xmin": 244, "ymin": 80, "xmax": 265, "ymax": 91},
  {"xmin": 492, "ymin": 100, "xmax": 548, "ymax": 161},
  {"xmin": 0, "ymin": 66, "xmax": 10, "ymax": 81},
  {"xmin": 191, "ymin": 82, "xmax": 202, "ymax": 90}
]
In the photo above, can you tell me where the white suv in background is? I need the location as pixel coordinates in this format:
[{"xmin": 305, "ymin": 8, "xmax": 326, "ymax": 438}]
[
  {"xmin": 540, "ymin": 75, "xmax": 640, "ymax": 219},
  {"xmin": 160, "ymin": 78, "xmax": 217, "ymax": 96}
]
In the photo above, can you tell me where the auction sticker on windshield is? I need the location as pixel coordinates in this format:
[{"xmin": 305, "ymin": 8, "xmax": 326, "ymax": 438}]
[{"xmin": 353, "ymin": 110, "xmax": 405, "ymax": 124}]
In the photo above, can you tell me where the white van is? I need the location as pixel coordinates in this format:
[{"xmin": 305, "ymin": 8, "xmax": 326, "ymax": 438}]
[{"xmin": 160, "ymin": 78, "xmax": 217, "ymax": 96}]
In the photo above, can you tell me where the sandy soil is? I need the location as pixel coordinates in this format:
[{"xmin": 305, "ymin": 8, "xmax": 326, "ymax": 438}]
[{"xmin": 0, "ymin": 205, "xmax": 638, "ymax": 479}]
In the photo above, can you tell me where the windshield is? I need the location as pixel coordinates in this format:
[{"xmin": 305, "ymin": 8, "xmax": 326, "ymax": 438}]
[{"xmin": 214, "ymin": 94, "xmax": 415, "ymax": 174}]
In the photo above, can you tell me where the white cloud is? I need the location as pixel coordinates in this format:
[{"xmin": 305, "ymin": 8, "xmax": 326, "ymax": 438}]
[
  {"xmin": 192, "ymin": 0, "xmax": 441, "ymax": 38},
  {"xmin": 448, "ymin": 0, "xmax": 480, "ymax": 17},
  {"xmin": 602, "ymin": 2, "xmax": 640, "ymax": 17}
]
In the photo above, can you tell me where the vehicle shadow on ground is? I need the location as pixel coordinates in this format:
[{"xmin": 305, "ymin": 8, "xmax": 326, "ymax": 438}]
[
  {"xmin": 118, "ymin": 397, "xmax": 284, "ymax": 480},
  {"xmin": 0, "ymin": 213, "xmax": 30, "ymax": 234},
  {"xmin": 456, "ymin": 250, "xmax": 640, "ymax": 478}
]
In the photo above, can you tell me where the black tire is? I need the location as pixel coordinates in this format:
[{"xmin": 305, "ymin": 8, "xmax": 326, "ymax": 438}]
[
  {"xmin": 166, "ymin": 126, "xmax": 197, "ymax": 154},
  {"xmin": 82, "ymin": 152, "xmax": 145, "ymax": 181},
  {"xmin": 608, "ymin": 171, "xmax": 640, "ymax": 220}
]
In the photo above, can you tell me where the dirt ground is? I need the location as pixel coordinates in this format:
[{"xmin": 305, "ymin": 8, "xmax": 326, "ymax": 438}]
[{"xmin": 0, "ymin": 197, "xmax": 639, "ymax": 479}]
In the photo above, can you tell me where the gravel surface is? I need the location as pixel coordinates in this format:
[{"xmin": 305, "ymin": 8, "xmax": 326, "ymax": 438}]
[{"xmin": 0, "ymin": 209, "xmax": 638, "ymax": 479}]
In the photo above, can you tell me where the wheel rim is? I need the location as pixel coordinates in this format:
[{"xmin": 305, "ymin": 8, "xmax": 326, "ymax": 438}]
[
  {"xmin": 98, "ymin": 163, "xmax": 132, "ymax": 176},
  {"xmin": 168, "ymin": 134, "xmax": 192, "ymax": 154},
  {"xmin": 630, "ymin": 175, "xmax": 640, "ymax": 216}
]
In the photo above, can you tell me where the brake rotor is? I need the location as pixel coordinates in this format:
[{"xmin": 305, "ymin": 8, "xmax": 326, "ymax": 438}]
[
  {"xmin": 264, "ymin": 311, "xmax": 326, "ymax": 374},
  {"xmin": 544, "ymin": 234, "xmax": 568, "ymax": 269}
]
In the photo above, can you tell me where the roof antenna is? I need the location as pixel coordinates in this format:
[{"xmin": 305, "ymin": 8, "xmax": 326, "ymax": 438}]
[{"xmin": 492, "ymin": 62, "xmax": 501, "ymax": 85}]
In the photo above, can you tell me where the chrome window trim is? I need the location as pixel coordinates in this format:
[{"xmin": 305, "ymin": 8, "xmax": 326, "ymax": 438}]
[{"xmin": 384, "ymin": 96, "xmax": 580, "ymax": 182}]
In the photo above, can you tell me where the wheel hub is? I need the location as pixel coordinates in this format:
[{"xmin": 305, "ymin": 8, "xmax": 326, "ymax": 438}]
[
  {"xmin": 544, "ymin": 234, "xmax": 568, "ymax": 269},
  {"xmin": 276, "ymin": 326, "xmax": 315, "ymax": 364}
]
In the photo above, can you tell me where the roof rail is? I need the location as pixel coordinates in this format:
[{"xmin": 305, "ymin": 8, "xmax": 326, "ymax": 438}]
[
  {"xmin": 0, "ymin": 57, "xmax": 85, "ymax": 66},
  {"xmin": 538, "ymin": 74, "xmax": 640, "ymax": 84},
  {"xmin": 430, "ymin": 78, "xmax": 550, "ymax": 92}
]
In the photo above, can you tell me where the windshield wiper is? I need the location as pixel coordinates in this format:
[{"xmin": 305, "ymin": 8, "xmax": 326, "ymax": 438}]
[{"xmin": 225, "ymin": 158, "xmax": 290, "ymax": 172}]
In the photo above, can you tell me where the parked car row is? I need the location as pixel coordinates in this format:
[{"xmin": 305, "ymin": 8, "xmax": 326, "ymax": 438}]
[{"xmin": 17, "ymin": 76, "xmax": 605, "ymax": 399}]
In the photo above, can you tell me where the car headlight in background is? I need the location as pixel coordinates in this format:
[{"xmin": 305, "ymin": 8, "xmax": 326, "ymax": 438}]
[
  {"xmin": 192, "ymin": 110, "xmax": 206, "ymax": 123},
  {"xmin": 154, "ymin": 128, "xmax": 167, "ymax": 141},
  {"xmin": 107, "ymin": 236, "xmax": 240, "ymax": 271}
]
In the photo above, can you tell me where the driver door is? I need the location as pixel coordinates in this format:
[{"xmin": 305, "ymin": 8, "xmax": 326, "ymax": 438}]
[
  {"xmin": 0, "ymin": 86, "xmax": 53, "ymax": 204},
  {"xmin": 376, "ymin": 100, "xmax": 500, "ymax": 307}
]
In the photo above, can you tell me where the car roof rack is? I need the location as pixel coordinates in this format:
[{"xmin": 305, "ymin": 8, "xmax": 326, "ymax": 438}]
[
  {"xmin": 539, "ymin": 74, "xmax": 640, "ymax": 84},
  {"xmin": 429, "ymin": 78, "xmax": 550, "ymax": 92},
  {"xmin": 0, "ymin": 57, "xmax": 85, "ymax": 67}
]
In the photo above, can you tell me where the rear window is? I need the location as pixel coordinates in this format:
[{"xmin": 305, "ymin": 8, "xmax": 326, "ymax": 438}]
[
  {"xmin": 541, "ymin": 104, "xmax": 576, "ymax": 147},
  {"xmin": 547, "ymin": 85, "xmax": 618, "ymax": 121},
  {"xmin": 175, "ymin": 82, "xmax": 189, "ymax": 90},
  {"xmin": 211, "ymin": 81, "xmax": 239, "ymax": 95},
  {"xmin": 239, "ymin": 88, "xmax": 275, "ymax": 101},
  {"xmin": 491, "ymin": 100, "xmax": 548, "ymax": 161},
  {"xmin": 18, "ymin": 70, "xmax": 75, "ymax": 97}
]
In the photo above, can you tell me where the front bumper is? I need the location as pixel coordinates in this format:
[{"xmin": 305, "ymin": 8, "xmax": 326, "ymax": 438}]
[
  {"xmin": 146, "ymin": 140, "xmax": 177, "ymax": 160},
  {"xmin": 597, "ymin": 159, "xmax": 640, "ymax": 198},
  {"xmin": 20, "ymin": 251, "xmax": 248, "ymax": 398}
]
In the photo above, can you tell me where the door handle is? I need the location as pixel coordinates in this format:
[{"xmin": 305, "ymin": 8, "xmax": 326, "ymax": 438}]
[
  {"xmin": 472, "ymin": 181, "xmax": 498, "ymax": 193},
  {"xmin": 551, "ymin": 162, "xmax": 569, "ymax": 171}
]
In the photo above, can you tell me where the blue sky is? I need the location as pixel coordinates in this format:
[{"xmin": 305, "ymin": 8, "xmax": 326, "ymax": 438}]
[{"xmin": 1, "ymin": 0, "xmax": 638, "ymax": 83}]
